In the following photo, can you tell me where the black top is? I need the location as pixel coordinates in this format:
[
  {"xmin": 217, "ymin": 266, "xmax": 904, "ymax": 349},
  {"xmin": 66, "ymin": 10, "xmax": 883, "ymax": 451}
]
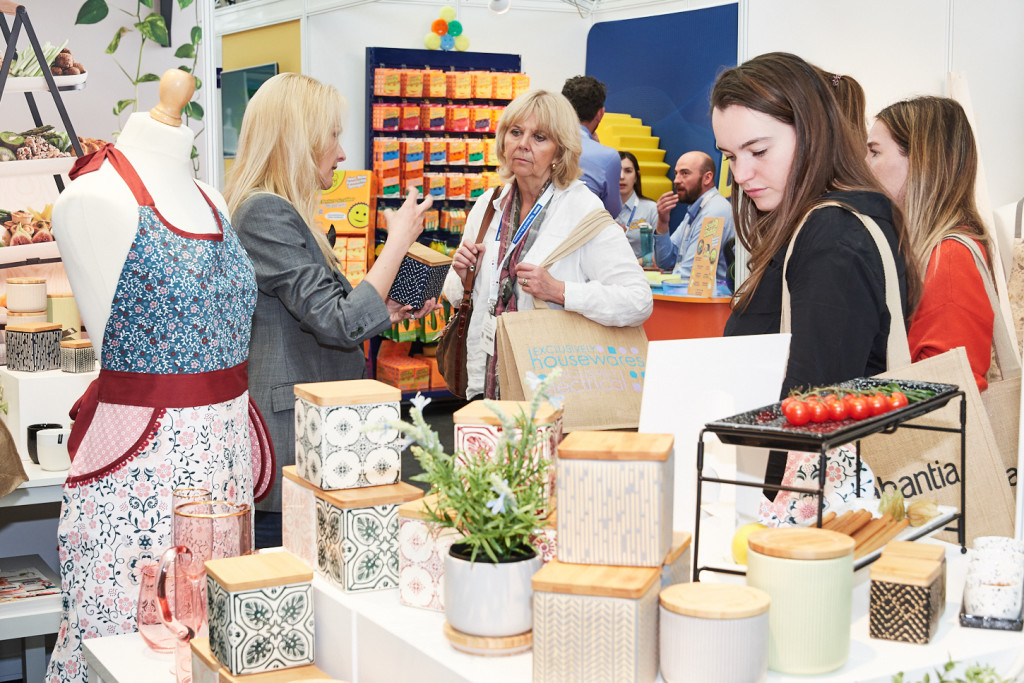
[{"xmin": 725, "ymin": 190, "xmax": 909, "ymax": 397}]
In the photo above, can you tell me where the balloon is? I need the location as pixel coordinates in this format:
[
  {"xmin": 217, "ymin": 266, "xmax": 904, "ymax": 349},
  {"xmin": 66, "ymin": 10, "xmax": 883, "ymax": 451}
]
[
  {"xmin": 439, "ymin": 5, "xmax": 456, "ymax": 21},
  {"xmin": 447, "ymin": 20, "xmax": 463, "ymax": 37},
  {"xmin": 424, "ymin": 32, "xmax": 441, "ymax": 50},
  {"xmin": 454, "ymin": 35, "xmax": 470, "ymax": 51},
  {"xmin": 431, "ymin": 19, "xmax": 448, "ymax": 35},
  {"xmin": 440, "ymin": 34, "xmax": 455, "ymax": 51}
]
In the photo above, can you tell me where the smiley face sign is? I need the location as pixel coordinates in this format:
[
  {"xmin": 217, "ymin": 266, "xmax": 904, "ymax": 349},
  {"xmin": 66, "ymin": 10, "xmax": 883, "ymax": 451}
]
[{"xmin": 348, "ymin": 202, "xmax": 370, "ymax": 229}]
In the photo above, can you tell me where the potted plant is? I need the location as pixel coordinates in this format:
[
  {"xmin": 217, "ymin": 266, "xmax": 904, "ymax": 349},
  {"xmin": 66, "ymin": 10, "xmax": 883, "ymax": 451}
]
[{"xmin": 393, "ymin": 371, "xmax": 561, "ymax": 638}]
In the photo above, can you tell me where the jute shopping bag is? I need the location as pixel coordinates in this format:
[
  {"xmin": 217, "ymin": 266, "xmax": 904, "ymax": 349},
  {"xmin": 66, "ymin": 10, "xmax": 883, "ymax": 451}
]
[
  {"xmin": 496, "ymin": 309, "xmax": 648, "ymax": 432},
  {"xmin": 0, "ymin": 419, "xmax": 27, "ymax": 499},
  {"xmin": 862, "ymin": 347, "xmax": 1016, "ymax": 543}
]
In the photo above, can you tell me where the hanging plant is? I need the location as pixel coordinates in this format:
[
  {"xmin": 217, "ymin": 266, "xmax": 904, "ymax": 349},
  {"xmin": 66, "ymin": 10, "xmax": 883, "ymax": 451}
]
[{"xmin": 75, "ymin": 0, "xmax": 205, "ymax": 176}]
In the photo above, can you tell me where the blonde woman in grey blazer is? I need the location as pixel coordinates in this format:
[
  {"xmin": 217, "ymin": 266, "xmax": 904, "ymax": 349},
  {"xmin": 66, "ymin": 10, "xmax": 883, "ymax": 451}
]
[{"xmin": 225, "ymin": 74, "xmax": 435, "ymax": 545}]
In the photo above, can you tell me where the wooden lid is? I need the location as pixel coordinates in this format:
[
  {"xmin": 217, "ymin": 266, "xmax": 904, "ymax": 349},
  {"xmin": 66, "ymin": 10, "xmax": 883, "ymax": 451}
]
[
  {"xmin": 664, "ymin": 531, "xmax": 692, "ymax": 566},
  {"xmin": 398, "ymin": 492, "xmax": 440, "ymax": 520},
  {"xmin": 660, "ymin": 582, "xmax": 770, "ymax": 620},
  {"xmin": 881, "ymin": 541, "xmax": 946, "ymax": 563},
  {"xmin": 318, "ymin": 481, "xmax": 423, "ymax": 510},
  {"xmin": 60, "ymin": 339, "xmax": 92, "ymax": 349},
  {"xmin": 205, "ymin": 551, "xmax": 312, "ymax": 592},
  {"xmin": 6, "ymin": 277, "xmax": 45, "ymax": 284},
  {"xmin": 219, "ymin": 663, "xmax": 336, "ymax": 683},
  {"xmin": 870, "ymin": 555, "xmax": 942, "ymax": 587},
  {"xmin": 47, "ymin": 292, "xmax": 74, "ymax": 298},
  {"xmin": 531, "ymin": 558, "xmax": 660, "ymax": 599},
  {"xmin": 189, "ymin": 637, "xmax": 219, "ymax": 670},
  {"xmin": 557, "ymin": 431, "xmax": 673, "ymax": 462},
  {"xmin": 7, "ymin": 310, "xmax": 48, "ymax": 317},
  {"xmin": 294, "ymin": 379, "xmax": 399, "ymax": 406},
  {"xmin": 747, "ymin": 527, "xmax": 854, "ymax": 561},
  {"xmin": 7, "ymin": 322, "xmax": 60, "ymax": 333},
  {"xmin": 407, "ymin": 241, "xmax": 452, "ymax": 266},
  {"xmin": 453, "ymin": 400, "xmax": 562, "ymax": 426}
]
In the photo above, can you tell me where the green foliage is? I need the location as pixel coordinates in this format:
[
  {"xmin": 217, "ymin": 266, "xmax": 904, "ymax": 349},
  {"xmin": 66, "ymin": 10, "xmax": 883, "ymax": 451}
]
[
  {"xmin": 893, "ymin": 655, "xmax": 1006, "ymax": 683},
  {"xmin": 391, "ymin": 373, "xmax": 561, "ymax": 564},
  {"xmin": 75, "ymin": 0, "xmax": 108, "ymax": 24}
]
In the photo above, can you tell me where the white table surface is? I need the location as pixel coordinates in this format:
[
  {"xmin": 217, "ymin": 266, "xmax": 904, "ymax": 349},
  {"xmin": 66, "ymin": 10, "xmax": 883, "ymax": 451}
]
[{"xmin": 82, "ymin": 540, "xmax": 1024, "ymax": 683}]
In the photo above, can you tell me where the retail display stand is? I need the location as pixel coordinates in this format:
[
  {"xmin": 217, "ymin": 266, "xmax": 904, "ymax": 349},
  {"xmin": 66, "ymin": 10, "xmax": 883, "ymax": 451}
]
[{"xmin": 692, "ymin": 377, "xmax": 967, "ymax": 581}]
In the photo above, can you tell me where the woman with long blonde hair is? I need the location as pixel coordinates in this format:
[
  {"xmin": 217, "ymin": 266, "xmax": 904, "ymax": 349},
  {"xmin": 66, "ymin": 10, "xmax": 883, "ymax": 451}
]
[
  {"xmin": 869, "ymin": 96, "xmax": 995, "ymax": 389},
  {"xmin": 225, "ymin": 73, "xmax": 433, "ymax": 545}
]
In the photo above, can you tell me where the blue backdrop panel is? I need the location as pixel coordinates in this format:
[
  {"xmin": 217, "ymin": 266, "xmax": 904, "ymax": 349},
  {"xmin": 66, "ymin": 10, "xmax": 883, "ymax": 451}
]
[{"xmin": 585, "ymin": 4, "xmax": 738, "ymax": 214}]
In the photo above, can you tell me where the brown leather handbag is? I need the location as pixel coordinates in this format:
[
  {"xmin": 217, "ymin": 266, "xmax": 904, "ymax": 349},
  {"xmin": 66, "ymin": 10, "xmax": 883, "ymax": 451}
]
[{"xmin": 436, "ymin": 189, "xmax": 498, "ymax": 398}]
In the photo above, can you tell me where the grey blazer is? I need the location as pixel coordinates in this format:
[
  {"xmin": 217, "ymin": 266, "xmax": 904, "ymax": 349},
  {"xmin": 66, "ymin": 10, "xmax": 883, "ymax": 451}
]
[{"xmin": 233, "ymin": 193, "xmax": 391, "ymax": 511}]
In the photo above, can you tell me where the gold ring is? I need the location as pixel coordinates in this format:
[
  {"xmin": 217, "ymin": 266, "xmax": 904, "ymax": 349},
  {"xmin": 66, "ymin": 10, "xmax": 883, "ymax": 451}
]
[{"xmin": 522, "ymin": 278, "xmax": 528, "ymax": 286}]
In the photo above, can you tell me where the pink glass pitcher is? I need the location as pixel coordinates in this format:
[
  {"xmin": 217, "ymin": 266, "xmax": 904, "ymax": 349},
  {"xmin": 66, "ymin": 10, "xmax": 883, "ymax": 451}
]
[{"xmin": 157, "ymin": 500, "xmax": 251, "ymax": 683}]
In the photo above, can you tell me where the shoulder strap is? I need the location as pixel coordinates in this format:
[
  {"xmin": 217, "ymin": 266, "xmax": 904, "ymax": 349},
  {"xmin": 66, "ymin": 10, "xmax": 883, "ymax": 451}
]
[
  {"xmin": 781, "ymin": 201, "xmax": 911, "ymax": 369},
  {"xmin": 459, "ymin": 187, "xmax": 500, "ymax": 304},
  {"xmin": 69, "ymin": 144, "xmax": 154, "ymax": 208},
  {"xmin": 943, "ymin": 233, "xmax": 1022, "ymax": 379},
  {"xmin": 532, "ymin": 207, "xmax": 616, "ymax": 310}
]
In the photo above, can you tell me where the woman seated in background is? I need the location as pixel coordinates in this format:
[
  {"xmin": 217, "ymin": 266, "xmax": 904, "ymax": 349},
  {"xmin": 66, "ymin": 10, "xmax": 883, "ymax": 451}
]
[
  {"xmin": 442, "ymin": 89, "xmax": 652, "ymax": 400},
  {"xmin": 616, "ymin": 150, "xmax": 659, "ymax": 261},
  {"xmin": 224, "ymin": 73, "xmax": 434, "ymax": 546},
  {"xmin": 710, "ymin": 52, "xmax": 922, "ymax": 525},
  {"xmin": 868, "ymin": 96, "xmax": 996, "ymax": 389}
]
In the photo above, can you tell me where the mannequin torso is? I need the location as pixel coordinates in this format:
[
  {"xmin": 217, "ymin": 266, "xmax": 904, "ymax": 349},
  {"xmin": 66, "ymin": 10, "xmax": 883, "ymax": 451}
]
[{"xmin": 53, "ymin": 112, "xmax": 227, "ymax": 354}]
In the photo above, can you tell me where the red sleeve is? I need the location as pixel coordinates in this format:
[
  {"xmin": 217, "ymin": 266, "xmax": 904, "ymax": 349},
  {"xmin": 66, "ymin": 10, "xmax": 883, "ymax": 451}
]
[{"xmin": 908, "ymin": 238, "xmax": 993, "ymax": 390}]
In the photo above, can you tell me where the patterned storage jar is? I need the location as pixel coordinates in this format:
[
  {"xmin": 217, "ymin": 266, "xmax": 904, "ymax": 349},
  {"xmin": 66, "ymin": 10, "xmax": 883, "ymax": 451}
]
[
  {"xmin": 533, "ymin": 559, "xmax": 660, "ymax": 683},
  {"xmin": 397, "ymin": 494, "xmax": 460, "ymax": 611},
  {"xmin": 882, "ymin": 541, "xmax": 946, "ymax": 613},
  {"xmin": 218, "ymin": 663, "xmax": 336, "ymax": 683},
  {"xmin": 7, "ymin": 322, "xmax": 61, "ymax": 372},
  {"xmin": 317, "ymin": 481, "xmax": 423, "ymax": 592},
  {"xmin": 869, "ymin": 555, "xmax": 944, "ymax": 644},
  {"xmin": 453, "ymin": 399, "xmax": 563, "ymax": 466},
  {"xmin": 746, "ymin": 527, "xmax": 854, "ymax": 674},
  {"xmin": 293, "ymin": 380, "xmax": 402, "ymax": 491},
  {"xmin": 530, "ymin": 509, "xmax": 558, "ymax": 565},
  {"xmin": 661, "ymin": 532, "xmax": 692, "ymax": 588},
  {"xmin": 659, "ymin": 583, "xmax": 770, "ymax": 683},
  {"xmin": 386, "ymin": 242, "xmax": 452, "ymax": 309},
  {"xmin": 205, "ymin": 551, "xmax": 315, "ymax": 676},
  {"xmin": 190, "ymin": 637, "xmax": 221, "ymax": 683},
  {"xmin": 282, "ymin": 467, "xmax": 318, "ymax": 569},
  {"xmin": 556, "ymin": 432, "xmax": 674, "ymax": 567},
  {"xmin": 60, "ymin": 338, "xmax": 95, "ymax": 373}
]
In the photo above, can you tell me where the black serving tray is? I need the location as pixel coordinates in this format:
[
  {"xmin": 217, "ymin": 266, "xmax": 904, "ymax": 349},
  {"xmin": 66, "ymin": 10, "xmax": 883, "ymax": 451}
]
[{"xmin": 704, "ymin": 377, "xmax": 960, "ymax": 451}]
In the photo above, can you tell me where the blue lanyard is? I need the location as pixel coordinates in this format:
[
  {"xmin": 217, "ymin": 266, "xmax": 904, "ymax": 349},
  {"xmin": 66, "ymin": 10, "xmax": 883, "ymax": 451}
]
[{"xmin": 488, "ymin": 184, "xmax": 555, "ymax": 306}]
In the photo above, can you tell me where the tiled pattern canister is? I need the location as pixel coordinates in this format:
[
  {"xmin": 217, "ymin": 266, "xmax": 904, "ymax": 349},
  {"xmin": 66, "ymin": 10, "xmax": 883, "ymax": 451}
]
[
  {"xmin": 398, "ymin": 494, "xmax": 460, "ymax": 611},
  {"xmin": 317, "ymin": 480, "xmax": 423, "ymax": 592},
  {"xmin": 386, "ymin": 241, "xmax": 452, "ymax": 309},
  {"xmin": 293, "ymin": 379, "xmax": 401, "ymax": 491},
  {"xmin": 7, "ymin": 322, "xmax": 61, "ymax": 372},
  {"xmin": 659, "ymin": 582, "xmax": 770, "ymax": 683},
  {"xmin": 217, "ymin": 663, "xmax": 335, "ymax": 683},
  {"xmin": 530, "ymin": 510, "xmax": 558, "ymax": 565},
  {"xmin": 205, "ymin": 551, "xmax": 315, "ymax": 676},
  {"xmin": 60, "ymin": 339, "xmax": 95, "ymax": 373},
  {"xmin": 661, "ymin": 532, "xmax": 692, "ymax": 588},
  {"xmin": 533, "ymin": 559, "xmax": 660, "ymax": 683},
  {"xmin": 556, "ymin": 432, "xmax": 674, "ymax": 567},
  {"xmin": 869, "ymin": 555, "xmax": 943, "ymax": 644},
  {"xmin": 6, "ymin": 277, "xmax": 47, "ymax": 312},
  {"xmin": 746, "ymin": 527, "xmax": 855, "ymax": 674},
  {"xmin": 882, "ymin": 541, "xmax": 946, "ymax": 613},
  {"xmin": 190, "ymin": 637, "xmax": 221, "ymax": 683},
  {"xmin": 282, "ymin": 467, "xmax": 318, "ymax": 569},
  {"xmin": 453, "ymin": 400, "xmax": 563, "ymax": 466}
]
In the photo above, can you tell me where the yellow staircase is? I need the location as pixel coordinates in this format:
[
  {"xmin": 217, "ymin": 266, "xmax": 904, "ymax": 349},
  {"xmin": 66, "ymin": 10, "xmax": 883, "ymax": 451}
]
[{"xmin": 596, "ymin": 112, "xmax": 673, "ymax": 200}]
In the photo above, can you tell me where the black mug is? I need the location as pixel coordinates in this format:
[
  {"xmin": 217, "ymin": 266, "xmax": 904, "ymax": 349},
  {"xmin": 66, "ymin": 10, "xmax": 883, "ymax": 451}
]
[{"xmin": 27, "ymin": 423, "xmax": 63, "ymax": 464}]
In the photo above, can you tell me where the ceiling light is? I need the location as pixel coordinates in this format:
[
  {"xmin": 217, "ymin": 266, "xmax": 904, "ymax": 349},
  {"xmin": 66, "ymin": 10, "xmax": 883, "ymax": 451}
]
[{"xmin": 489, "ymin": 0, "xmax": 511, "ymax": 14}]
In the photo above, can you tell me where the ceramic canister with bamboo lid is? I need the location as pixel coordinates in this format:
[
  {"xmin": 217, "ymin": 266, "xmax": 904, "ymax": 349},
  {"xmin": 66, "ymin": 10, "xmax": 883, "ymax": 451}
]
[
  {"xmin": 659, "ymin": 582, "xmax": 770, "ymax": 683},
  {"xmin": 745, "ymin": 527, "xmax": 855, "ymax": 674},
  {"xmin": 6, "ymin": 277, "xmax": 47, "ymax": 312}
]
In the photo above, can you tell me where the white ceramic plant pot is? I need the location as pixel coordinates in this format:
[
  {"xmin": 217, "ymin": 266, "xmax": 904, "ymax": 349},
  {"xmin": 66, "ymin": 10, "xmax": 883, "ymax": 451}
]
[{"xmin": 444, "ymin": 543, "xmax": 541, "ymax": 637}]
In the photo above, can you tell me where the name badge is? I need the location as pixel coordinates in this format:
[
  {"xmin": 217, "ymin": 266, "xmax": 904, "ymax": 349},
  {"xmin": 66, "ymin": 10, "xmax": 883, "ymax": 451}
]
[{"xmin": 480, "ymin": 314, "xmax": 497, "ymax": 352}]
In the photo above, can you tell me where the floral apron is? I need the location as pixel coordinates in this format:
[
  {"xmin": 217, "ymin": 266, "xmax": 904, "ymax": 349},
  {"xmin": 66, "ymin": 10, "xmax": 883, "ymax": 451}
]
[{"xmin": 45, "ymin": 147, "xmax": 273, "ymax": 683}]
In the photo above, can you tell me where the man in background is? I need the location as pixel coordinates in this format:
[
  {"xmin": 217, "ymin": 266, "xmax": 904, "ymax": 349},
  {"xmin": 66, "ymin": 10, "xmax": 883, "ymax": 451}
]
[
  {"xmin": 654, "ymin": 151, "xmax": 734, "ymax": 287},
  {"xmin": 561, "ymin": 75, "xmax": 622, "ymax": 216}
]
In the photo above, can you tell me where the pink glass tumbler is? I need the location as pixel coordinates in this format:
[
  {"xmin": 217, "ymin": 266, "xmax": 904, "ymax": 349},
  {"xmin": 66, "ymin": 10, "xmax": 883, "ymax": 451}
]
[
  {"xmin": 157, "ymin": 500, "xmax": 251, "ymax": 683},
  {"xmin": 138, "ymin": 560, "xmax": 175, "ymax": 653}
]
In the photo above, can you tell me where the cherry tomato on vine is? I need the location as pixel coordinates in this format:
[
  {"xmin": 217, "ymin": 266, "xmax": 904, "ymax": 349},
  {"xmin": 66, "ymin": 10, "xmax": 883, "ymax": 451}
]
[
  {"xmin": 826, "ymin": 399, "xmax": 848, "ymax": 421},
  {"xmin": 782, "ymin": 400, "xmax": 811, "ymax": 425},
  {"xmin": 888, "ymin": 391, "xmax": 909, "ymax": 410},
  {"xmin": 847, "ymin": 396, "xmax": 870, "ymax": 420},
  {"xmin": 842, "ymin": 393, "xmax": 859, "ymax": 411},
  {"xmin": 808, "ymin": 400, "xmax": 829, "ymax": 423},
  {"xmin": 868, "ymin": 393, "xmax": 890, "ymax": 416},
  {"xmin": 781, "ymin": 396, "xmax": 798, "ymax": 411}
]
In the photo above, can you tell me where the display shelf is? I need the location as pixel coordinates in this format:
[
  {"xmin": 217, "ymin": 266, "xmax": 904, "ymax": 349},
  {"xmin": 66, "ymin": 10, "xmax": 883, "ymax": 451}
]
[
  {"xmin": 0, "ymin": 156, "xmax": 75, "ymax": 178},
  {"xmin": 692, "ymin": 378, "xmax": 967, "ymax": 581},
  {"xmin": 4, "ymin": 73, "xmax": 87, "ymax": 92},
  {"xmin": 0, "ymin": 240, "xmax": 61, "ymax": 269}
]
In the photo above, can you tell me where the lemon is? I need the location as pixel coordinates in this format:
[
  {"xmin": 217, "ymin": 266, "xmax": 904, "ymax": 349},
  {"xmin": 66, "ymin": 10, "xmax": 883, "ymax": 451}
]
[{"xmin": 731, "ymin": 522, "xmax": 766, "ymax": 564}]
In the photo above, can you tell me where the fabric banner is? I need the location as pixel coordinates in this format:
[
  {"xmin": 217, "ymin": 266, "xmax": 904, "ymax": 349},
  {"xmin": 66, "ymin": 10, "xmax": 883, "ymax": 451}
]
[
  {"xmin": 496, "ymin": 309, "xmax": 647, "ymax": 432},
  {"xmin": 862, "ymin": 347, "xmax": 1017, "ymax": 543}
]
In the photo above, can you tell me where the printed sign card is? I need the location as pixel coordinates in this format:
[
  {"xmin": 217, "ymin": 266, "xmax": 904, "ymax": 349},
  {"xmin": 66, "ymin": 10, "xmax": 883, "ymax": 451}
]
[{"xmin": 686, "ymin": 216, "xmax": 725, "ymax": 297}]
